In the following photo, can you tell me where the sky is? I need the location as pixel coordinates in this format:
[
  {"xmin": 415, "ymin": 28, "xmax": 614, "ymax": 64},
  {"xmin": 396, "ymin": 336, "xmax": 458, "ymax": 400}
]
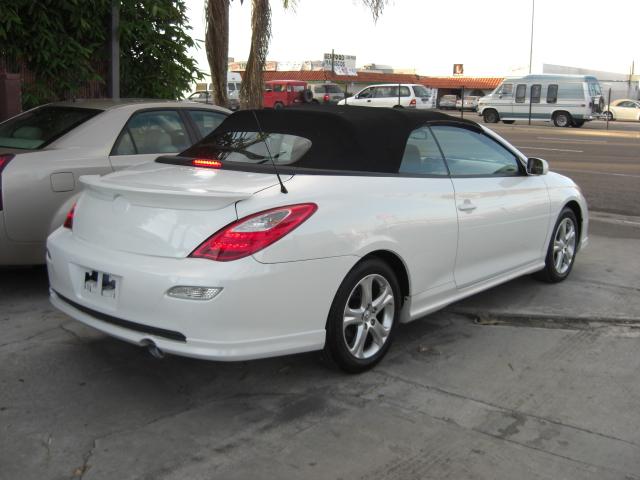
[{"xmin": 185, "ymin": 0, "xmax": 639, "ymax": 78}]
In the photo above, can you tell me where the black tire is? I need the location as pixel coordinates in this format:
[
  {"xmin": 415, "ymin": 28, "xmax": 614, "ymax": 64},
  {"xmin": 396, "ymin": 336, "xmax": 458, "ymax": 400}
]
[
  {"xmin": 553, "ymin": 111, "xmax": 572, "ymax": 127},
  {"xmin": 273, "ymin": 102, "xmax": 284, "ymax": 110},
  {"xmin": 604, "ymin": 111, "xmax": 614, "ymax": 121},
  {"xmin": 483, "ymin": 109, "xmax": 499, "ymax": 123},
  {"xmin": 393, "ymin": 105, "xmax": 404, "ymax": 109},
  {"xmin": 534, "ymin": 207, "xmax": 579, "ymax": 283},
  {"xmin": 572, "ymin": 120, "xmax": 585, "ymax": 128},
  {"xmin": 502, "ymin": 120, "xmax": 515, "ymax": 124},
  {"xmin": 323, "ymin": 258, "xmax": 401, "ymax": 373}
]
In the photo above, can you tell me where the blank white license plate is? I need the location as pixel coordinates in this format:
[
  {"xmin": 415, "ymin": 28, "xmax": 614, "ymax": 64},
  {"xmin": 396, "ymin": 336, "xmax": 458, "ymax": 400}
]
[{"xmin": 82, "ymin": 269, "xmax": 120, "ymax": 301}]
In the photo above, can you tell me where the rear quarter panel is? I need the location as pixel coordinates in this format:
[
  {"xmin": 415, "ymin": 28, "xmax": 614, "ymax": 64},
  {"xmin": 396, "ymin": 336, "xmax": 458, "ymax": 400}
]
[{"xmin": 237, "ymin": 174, "xmax": 459, "ymax": 297}]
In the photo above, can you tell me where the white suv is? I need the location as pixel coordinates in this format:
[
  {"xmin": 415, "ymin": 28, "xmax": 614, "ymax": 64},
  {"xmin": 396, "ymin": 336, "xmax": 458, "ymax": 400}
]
[{"xmin": 339, "ymin": 83, "xmax": 435, "ymax": 109}]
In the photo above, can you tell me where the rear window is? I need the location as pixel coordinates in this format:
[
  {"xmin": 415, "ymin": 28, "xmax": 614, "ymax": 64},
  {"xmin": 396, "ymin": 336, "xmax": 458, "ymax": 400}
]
[
  {"xmin": 324, "ymin": 84, "xmax": 342, "ymax": 93},
  {"xmin": 182, "ymin": 131, "xmax": 312, "ymax": 165},
  {"xmin": 412, "ymin": 85, "xmax": 430, "ymax": 97},
  {"xmin": 0, "ymin": 106, "xmax": 101, "ymax": 149}
]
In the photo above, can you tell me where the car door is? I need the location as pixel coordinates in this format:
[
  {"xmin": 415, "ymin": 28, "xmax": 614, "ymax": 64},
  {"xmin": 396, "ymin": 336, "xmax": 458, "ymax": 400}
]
[
  {"xmin": 512, "ymin": 83, "xmax": 528, "ymax": 120},
  {"xmin": 492, "ymin": 82, "xmax": 514, "ymax": 118},
  {"xmin": 373, "ymin": 86, "xmax": 396, "ymax": 108},
  {"xmin": 108, "ymin": 109, "xmax": 194, "ymax": 170},
  {"xmin": 617, "ymin": 101, "xmax": 638, "ymax": 121},
  {"xmin": 349, "ymin": 87, "xmax": 375, "ymax": 106},
  {"xmin": 431, "ymin": 125, "xmax": 550, "ymax": 288},
  {"xmin": 396, "ymin": 126, "xmax": 459, "ymax": 300}
]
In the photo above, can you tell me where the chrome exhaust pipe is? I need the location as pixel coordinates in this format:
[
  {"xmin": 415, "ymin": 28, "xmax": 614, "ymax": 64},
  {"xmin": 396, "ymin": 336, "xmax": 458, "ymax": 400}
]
[{"xmin": 141, "ymin": 339, "xmax": 164, "ymax": 359}]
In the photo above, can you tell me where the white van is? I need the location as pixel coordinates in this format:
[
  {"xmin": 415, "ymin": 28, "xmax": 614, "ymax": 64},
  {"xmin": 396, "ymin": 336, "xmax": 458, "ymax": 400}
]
[
  {"xmin": 226, "ymin": 72, "xmax": 242, "ymax": 110},
  {"xmin": 477, "ymin": 74, "xmax": 604, "ymax": 127},
  {"xmin": 188, "ymin": 72, "xmax": 242, "ymax": 110}
]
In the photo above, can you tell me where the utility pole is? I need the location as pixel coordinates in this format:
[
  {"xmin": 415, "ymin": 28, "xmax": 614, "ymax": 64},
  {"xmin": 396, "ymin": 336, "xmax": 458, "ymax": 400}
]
[
  {"xmin": 529, "ymin": 0, "xmax": 535, "ymax": 74},
  {"xmin": 108, "ymin": 1, "xmax": 120, "ymax": 100}
]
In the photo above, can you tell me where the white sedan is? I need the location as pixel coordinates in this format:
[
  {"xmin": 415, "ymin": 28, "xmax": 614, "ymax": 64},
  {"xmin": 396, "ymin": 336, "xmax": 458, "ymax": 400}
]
[
  {"xmin": 47, "ymin": 106, "xmax": 588, "ymax": 372},
  {"xmin": 603, "ymin": 99, "xmax": 640, "ymax": 121},
  {"xmin": 0, "ymin": 100, "xmax": 229, "ymax": 265}
]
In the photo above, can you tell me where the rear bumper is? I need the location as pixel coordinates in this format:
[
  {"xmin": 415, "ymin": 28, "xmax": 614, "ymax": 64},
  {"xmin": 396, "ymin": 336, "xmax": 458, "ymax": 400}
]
[{"xmin": 47, "ymin": 228, "xmax": 357, "ymax": 361}]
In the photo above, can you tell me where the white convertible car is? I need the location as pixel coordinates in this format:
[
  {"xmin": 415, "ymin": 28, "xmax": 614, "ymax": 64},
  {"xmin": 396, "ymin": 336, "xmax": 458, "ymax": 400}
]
[{"xmin": 47, "ymin": 107, "xmax": 588, "ymax": 372}]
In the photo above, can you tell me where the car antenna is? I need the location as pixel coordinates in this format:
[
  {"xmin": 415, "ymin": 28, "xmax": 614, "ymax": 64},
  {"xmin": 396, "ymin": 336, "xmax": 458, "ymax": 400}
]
[{"xmin": 251, "ymin": 110, "xmax": 288, "ymax": 194}]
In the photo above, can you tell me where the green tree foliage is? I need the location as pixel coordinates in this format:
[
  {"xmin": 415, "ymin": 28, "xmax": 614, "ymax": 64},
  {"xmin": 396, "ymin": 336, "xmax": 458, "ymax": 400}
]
[
  {"xmin": 119, "ymin": 1, "xmax": 203, "ymax": 99},
  {"xmin": 0, "ymin": 0, "xmax": 110, "ymax": 108},
  {"xmin": 0, "ymin": 0, "xmax": 203, "ymax": 108}
]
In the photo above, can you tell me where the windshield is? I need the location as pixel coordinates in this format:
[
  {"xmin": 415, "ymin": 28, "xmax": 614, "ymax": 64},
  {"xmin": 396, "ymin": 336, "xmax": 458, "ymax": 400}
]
[
  {"xmin": 182, "ymin": 131, "xmax": 312, "ymax": 165},
  {"xmin": 0, "ymin": 106, "xmax": 101, "ymax": 149}
]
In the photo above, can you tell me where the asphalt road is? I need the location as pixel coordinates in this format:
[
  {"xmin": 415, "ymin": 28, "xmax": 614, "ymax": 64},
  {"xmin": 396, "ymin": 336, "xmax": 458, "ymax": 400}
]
[{"xmin": 487, "ymin": 122, "xmax": 639, "ymax": 217}]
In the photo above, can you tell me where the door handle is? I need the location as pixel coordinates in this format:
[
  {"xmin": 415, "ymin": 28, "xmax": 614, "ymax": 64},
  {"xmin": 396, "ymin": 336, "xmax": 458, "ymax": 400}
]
[{"xmin": 457, "ymin": 200, "xmax": 477, "ymax": 212}]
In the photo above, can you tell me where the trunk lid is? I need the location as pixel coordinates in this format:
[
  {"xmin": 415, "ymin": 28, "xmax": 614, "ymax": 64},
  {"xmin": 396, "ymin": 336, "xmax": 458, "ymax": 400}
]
[{"xmin": 73, "ymin": 162, "xmax": 289, "ymax": 258}]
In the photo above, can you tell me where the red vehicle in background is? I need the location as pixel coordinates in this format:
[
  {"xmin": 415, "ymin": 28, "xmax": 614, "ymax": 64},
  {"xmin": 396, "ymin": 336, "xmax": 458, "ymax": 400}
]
[{"xmin": 263, "ymin": 80, "xmax": 314, "ymax": 109}]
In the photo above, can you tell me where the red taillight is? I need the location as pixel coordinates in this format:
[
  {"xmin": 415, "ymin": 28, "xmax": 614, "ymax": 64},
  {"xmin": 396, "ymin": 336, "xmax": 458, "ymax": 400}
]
[
  {"xmin": 190, "ymin": 203, "xmax": 318, "ymax": 261},
  {"xmin": 323, "ymin": 94, "xmax": 330, "ymax": 103},
  {"xmin": 409, "ymin": 98, "xmax": 417, "ymax": 106},
  {"xmin": 193, "ymin": 158, "xmax": 222, "ymax": 168},
  {"xmin": 63, "ymin": 203, "xmax": 76, "ymax": 229},
  {"xmin": 0, "ymin": 154, "xmax": 15, "ymax": 211}
]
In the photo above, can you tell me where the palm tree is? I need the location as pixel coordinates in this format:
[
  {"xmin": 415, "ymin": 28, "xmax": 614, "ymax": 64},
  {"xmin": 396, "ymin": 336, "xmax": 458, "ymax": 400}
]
[
  {"xmin": 205, "ymin": 0, "xmax": 387, "ymax": 109},
  {"xmin": 204, "ymin": 0, "xmax": 229, "ymax": 107}
]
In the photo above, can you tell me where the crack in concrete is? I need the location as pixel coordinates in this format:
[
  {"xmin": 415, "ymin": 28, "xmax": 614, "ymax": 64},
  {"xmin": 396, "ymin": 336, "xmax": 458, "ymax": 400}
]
[
  {"xmin": 374, "ymin": 372, "xmax": 640, "ymax": 478},
  {"xmin": 76, "ymin": 439, "xmax": 96, "ymax": 480},
  {"xmin": 377, "ymin": 369, "xmax": 640, "ymax": 449},
  {"xmin": 455, "ymin": 312, "xmax": 640, "ymax": 330}
]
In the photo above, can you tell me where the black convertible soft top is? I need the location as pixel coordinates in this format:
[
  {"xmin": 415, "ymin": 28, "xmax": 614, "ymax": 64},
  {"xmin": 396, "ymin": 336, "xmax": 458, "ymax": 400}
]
[{"xmin": 180, "ymin": 105, "xmax": 480, "ymax": 174}]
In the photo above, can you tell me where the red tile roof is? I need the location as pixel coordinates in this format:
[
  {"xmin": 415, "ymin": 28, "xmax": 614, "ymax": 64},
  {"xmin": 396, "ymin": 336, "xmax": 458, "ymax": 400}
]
[{"xmin": 241, "ymin": 70, "xmax": 502, "ymax": 90}]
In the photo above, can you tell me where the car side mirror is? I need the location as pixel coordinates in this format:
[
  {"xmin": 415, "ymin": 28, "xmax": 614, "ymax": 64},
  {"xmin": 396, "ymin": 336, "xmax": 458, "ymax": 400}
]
[
  {"xmin": 354, "ymin": 94, "xmax": 360, "ymax": 99},
  {"xmin": 527, "ymin": 157, "xmax": 549, "ymax": 175}
]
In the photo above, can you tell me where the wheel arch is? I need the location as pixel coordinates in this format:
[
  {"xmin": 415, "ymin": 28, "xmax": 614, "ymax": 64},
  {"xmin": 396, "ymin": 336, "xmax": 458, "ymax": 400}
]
[
  {"xmin": 359, "ymin": 250, "xmax": 411, "ymax": 305},
  {"xmin": 563, "ymin": 200, "xmax": 583, "ymax": 240}
]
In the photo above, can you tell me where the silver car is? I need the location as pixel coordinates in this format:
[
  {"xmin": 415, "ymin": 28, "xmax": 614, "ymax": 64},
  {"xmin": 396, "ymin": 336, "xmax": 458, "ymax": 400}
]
[
  {"xmin": 311, "ymin": 83, "xmax": 345, "ymax": 104},
  {"xmin": 0, "ymin": 99, "xmax": 229, "ymax": 265}
]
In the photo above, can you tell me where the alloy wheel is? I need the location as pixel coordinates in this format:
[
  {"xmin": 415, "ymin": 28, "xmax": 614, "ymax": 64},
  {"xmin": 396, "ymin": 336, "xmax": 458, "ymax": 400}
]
[
  {"xmin": 342, "ymin": 274, "xmax": 395, "ymax": 359},
  {"xmin": 553, "ymin": 218, "xmax": 576, "ymax": 275}
]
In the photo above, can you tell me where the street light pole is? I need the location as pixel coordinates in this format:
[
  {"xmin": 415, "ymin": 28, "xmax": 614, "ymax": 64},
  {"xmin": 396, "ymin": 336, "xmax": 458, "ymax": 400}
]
[{"xmin": 529, "ymin": 0, "xmax": 535, "ymax": 74}]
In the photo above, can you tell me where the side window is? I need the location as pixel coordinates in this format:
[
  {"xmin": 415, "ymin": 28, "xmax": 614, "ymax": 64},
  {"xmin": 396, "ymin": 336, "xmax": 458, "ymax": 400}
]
[
  {"xmin": 499, "ymin": 83, "xmax": 513, "ymax": 96},
  {"xmin": 399, "ymin": 127, "xmax": 448, "ymax": 176},
  {"xmin": 358, "ymin": 88, "xmax": 373, "ymax": 99},
  {"xmin": 273, "ymin": 84, "xmax": 284, "ymax": 93},
  {"xmin": 314, "ymin": 86, "xmax": 323, "ymax": 94},
  {"xmin": 113, "ymin": 110, "xmax": 190, "ymax": 156},
  {"xmin": 399, "ymin": 86, "xmax": 411, "ymax": 97},
  {"xmin": 547, "ymin": 84, "xmax": 558, "ymax": 103},
  {"xmin": 431, "ymin": 126, "xmax": 521, "ymax": 177},
  {"xmin": 531, "ymin": 84, "xmax": 541, "ymax": 103},
  {"xmin": 112, "ymin": 129, "xmax": 136, "ymax": 155},
  {"xmin": 619, "ymin": 101, "xmax": 634, "ymax": 108},
  {"xmin": 515, "ymin": 84, "xmax": 526, "ymax": 103},
  {"xmin": 187, "ymin": 110, "xmax": 227, "ymax": 138},
  {"xmin": 377, "ymin": 86, "xmax": 396, "ymax": 98}
]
